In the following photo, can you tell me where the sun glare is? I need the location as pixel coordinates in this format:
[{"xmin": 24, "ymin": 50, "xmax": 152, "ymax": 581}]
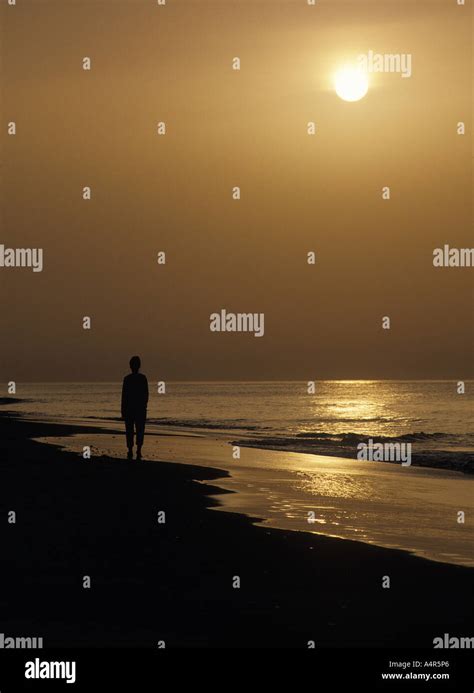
[{"xmin": 334, "ymin": 66, "xmax": 369, "ymax": 102}]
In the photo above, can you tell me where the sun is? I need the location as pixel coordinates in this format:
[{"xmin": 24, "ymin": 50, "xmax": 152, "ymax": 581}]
[{"xmin": 334, "ymin": 66, "xmax": 369, "ymax": 102}]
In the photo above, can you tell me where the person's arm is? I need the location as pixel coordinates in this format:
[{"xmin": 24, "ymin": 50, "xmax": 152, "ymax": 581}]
[
  {"xmin": 144, "ymin": 377, "xmax": 149, "ymax": 409},
  {"xmin": 121, "ymin": 378, "xmax": 127, "ymax": 419}
]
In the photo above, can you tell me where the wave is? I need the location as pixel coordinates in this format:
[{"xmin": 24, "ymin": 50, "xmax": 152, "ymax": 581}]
[
  {"xmin": 230, "ymin": 433, "xmax": 474, "ymax": 474},
  {"xmin": 85, "ymin": 415, "xmax": 271, "ymax": 432},
  {"xmin": 0, "ymin": 397, "xmax": 31, "ymax": 406},
  {"xmin": 295, "ymin": 416, "xmax": 401, "ymax": 424},
  {"xmin": 295, "ymin": 431, "xmax": 459, "ymax": 443},
  {"xmin": 147, "ymin": 418, "xmax": 272, "ymax": 432}
]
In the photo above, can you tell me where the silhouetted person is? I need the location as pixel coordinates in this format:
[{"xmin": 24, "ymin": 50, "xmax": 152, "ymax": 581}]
[{"xmin": 121, "ymin": 356, "xmax": 149, "ymax": 460}]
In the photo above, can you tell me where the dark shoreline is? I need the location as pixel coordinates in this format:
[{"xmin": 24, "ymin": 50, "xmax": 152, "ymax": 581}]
[{"xmin": 1, "ymin": 413, "xmax": 472, "ymax": 648}]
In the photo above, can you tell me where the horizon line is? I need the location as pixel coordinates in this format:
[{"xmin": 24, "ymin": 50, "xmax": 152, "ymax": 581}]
[{"xmin": 5, "ymin": 379, "xmax": 474, "ymax": 385}]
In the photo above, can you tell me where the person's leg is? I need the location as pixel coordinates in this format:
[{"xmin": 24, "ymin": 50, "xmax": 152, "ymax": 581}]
[
  {"xmin": 125, "ymin": 417, "xmax": 134, "ymax": 459},
  {"xmin": 135, "ymin": 414, "xmax": 145, "ymax": 460}
]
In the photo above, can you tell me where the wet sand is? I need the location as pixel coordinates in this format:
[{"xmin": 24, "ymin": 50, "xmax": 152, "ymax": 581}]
[{"xmin": 40, "ymin": 424, "xmax": 474, "ymax": 567}]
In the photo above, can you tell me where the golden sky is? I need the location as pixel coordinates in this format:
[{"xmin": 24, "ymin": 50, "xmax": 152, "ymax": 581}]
[{"xmin": 1, "ymin": 0, "xmax": 472, "ymax": 380}]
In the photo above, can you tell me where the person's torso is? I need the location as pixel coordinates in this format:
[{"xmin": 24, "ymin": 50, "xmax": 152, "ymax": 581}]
[{"xmin": 123, "ymin": 373, "xmax": 148, "ymax": 412}]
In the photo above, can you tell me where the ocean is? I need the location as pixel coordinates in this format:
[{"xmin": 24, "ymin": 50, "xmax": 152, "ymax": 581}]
[{"xmin": 6, "ymin": 380, "xmax": 474, "ymax": 469}]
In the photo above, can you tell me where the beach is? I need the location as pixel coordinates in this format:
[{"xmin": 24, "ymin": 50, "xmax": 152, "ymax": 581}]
[
  {"xmin": 38, "ymin": 422, "xmax": 474, "ymax": 567},
  {"xmin": 1, "ymin": 411, "xmax": 473, "ymax": 648}
]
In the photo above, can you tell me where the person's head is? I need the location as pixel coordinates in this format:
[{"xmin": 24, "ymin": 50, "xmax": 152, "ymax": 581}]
[{"xmin": 129, "ymin": 355, "xmax": 141, "ymax": 373}]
